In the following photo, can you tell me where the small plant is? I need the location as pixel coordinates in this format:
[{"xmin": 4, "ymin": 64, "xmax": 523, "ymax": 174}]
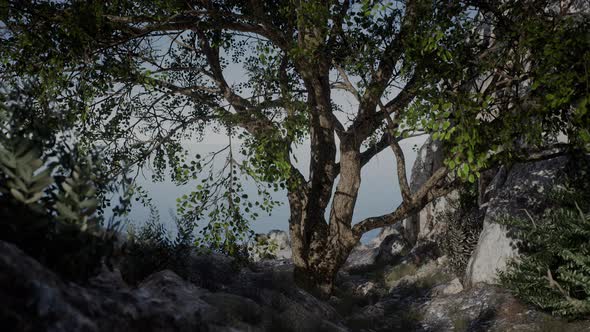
[
  {"xmin": 499, "ymin": 177, "xmax": 590, "ymax": 318},
  {"xmin": 121, "ymin": 208, "xmax": 197, "ymax": 284},
  {"xmin": 54, "ymin": 162, "xmax": 100, "ymax": 232},
  {"xmin": 247, "ymin": 234, "xmax": 280, "ymax": 261},
  {"xmin": 383, "ymin": 263, "xmax": 419, "ymax": 288},
  {"xmin": 435, "ymin": 181, "xmax": 484, "ymax": 281},
  {"xmin": 448, "ymin": 309, "xmax": 470, "ymax": 332}
]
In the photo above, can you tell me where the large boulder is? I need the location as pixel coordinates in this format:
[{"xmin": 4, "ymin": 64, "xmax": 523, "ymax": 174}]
[
  {"xmin": 268, "ymin": 229, "xmax": 290, "ymax": 250},
  {"xmin": 421, "ymin": 284, "xmax": 590, "ymax": 332},
  {"xmin": 342, "ymin": 244, "xmax": 380, "ymax": 273},
  {"xmin": 465, "ymin": 156, "xmax": 569, "ymax": 286},
  {"xmin": 0, "ymin": 239, "xmax": 217, "ymax": 332},
  {"xmin": 185, "ymin": 250, "xmax": 239, "ymax": 290}
]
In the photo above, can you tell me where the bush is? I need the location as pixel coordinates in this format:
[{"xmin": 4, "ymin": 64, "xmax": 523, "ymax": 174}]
[
  {"xmin": 499, "ymin": 162, "xmax": 590, "ymax": 318},
  {"xmin": 0, "ymin": 138, "xmax": 120, "ymax": 281},
  {"xmin": 121, "ymin": 209, "xmax": 196, "ymax": 284},
  {"xmin": 438, "ymin": 184, "xmax": 484, "ymax": 279}
]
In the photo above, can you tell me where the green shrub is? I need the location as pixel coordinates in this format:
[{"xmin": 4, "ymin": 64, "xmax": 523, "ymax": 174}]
[
  {"xmin": 121, "ymin": 208, "xmax": 196, "ymax": 284},
  {"xmin": 499, "ymin": 173, "xmax": 590, "ymax": 318},
  {"xmin": 0, "ymin": 138, "xmax": 121, "ymax": 281},
  {"xmin": 438, "ymin": 185, "xmax": 484, "ymax": 279}
]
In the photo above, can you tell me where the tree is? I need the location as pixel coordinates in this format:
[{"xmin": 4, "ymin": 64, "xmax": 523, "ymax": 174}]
[{"xmin": 1, "ymin": 0, "xmax": 588, "ymax": 296}]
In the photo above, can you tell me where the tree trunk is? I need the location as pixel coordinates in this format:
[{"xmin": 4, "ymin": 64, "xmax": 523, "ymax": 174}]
[
  {"xmin": 288, "ymin": 205, "xmax": 358, "ymax": 298},
  {"xmin": 288, "ymin": 136, "xmax": 362, "ymax": 298}
]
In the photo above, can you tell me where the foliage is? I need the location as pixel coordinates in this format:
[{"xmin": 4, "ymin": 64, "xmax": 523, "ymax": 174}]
[
  {"xmin": 383, "ymin": 263, "xmax": 419, "ymax": 288},
  {"xmin": 0, "ymin": 0, "xmax": 491, "ymax": 244},
  {"xmin": 499, "ymin": 167, "xmax": 590, "ymax": 317},
  {"xmin": 439, "ymin": 186, "xmax": 484, "ymax": 279},
  {"xmin": 0, "ymin": 90, "xmax": 133, "ymax": 281},
  {"xmin": 402, "ymin": 1, "xmax": 590, "ymax": 182},
  {"xmin": 0, "ymin": 137, "xmax": 120, "ymax": 281},
  {"xmin": 121, "ymin": 208, "xmax": 196, "ymax": 284},
  {"xmin": 174, "ymin": 135, "xmax": 281, "ymax": 256}
]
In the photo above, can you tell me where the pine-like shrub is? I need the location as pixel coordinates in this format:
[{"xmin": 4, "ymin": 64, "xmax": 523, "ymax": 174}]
[{"xmin": 499, "ymin": 162, "xmax": 590, "ymax": 318}]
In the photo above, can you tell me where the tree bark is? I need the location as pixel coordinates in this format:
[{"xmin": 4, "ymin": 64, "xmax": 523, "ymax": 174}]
[
  {"xmin": 288, "ymin": 192, "xmax": 358, "ymax": 298},
  {"xmin": 288, "ymin": 135, "xmax": 362, "ymax": 298}
]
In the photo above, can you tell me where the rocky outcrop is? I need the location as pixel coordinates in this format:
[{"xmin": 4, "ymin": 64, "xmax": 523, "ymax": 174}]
[
  {"xmin": 402, "ymin": 137, "xmax": 582, "ymax": 287},
  {"xmin": 0, "ymin": 240, "xmax": 347, "ymax": 332},
  {"xmin": 342, "ymin": 243, "xmax": 380, "ymax": 272},
  {"xmin": 465, "ymin": 156, "xmax": 569, "ymax": 286},
  {"xmin": 432, "ymin": 277, "xmax": 463, "ymax": 296},
  {"xmin": 401, "ymin": 137, "xmax": 458, "ymax": 245}
]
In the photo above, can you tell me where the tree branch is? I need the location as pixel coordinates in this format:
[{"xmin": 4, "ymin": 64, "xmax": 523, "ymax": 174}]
[{"xmin": 353, "ymin": 165, "xmax": 450, "ymax": 236}]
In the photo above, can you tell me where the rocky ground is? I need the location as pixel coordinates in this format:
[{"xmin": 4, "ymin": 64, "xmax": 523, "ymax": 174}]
[
  {"xmin": 332, "ymin": 239, "xmax": 590, "ymax": 332},
  {"xmin": 3, "ymin": 141, "xmax": 588, "ymax": 331},
  {"xmin": 1, "ymin": 238, "xmax": 347, "ymax": 332},
  {"xmin": 2, "ymin": 230, "xmax": 589, "ymax": 332}
]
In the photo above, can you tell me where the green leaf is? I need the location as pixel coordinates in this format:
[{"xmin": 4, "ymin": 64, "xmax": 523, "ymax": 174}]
[
  {"xmin": 10, "ymin": 188, "xmax": 26, "ymax": 203},
  {"xmin": 462, "ymin": 164, "xmax": 469, "ymax": 176},
  {"xmin": 448, "ymin": 160, "xmax": 456, "ymax": 169},
  {"xmin": 24, "ymin": 191, "xmax": 44, "ymax": 204}
]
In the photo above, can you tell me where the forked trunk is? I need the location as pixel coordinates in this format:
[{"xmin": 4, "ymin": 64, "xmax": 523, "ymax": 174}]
[
  {"xmin": 288, "ymin": 209, "xmax": 358, "ymax": 298},
  {"xmin": 287, "ymin": 143, "xmax": 362, "ymax": 297}
]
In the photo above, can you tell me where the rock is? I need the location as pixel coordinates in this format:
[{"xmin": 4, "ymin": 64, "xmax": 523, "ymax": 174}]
[
  {"xmin": 342, "ymin": 244, "xmax": 379, "ymax": 273},
  {"xmin": 346, "ymin": 303, "xmax": 386, "ymax": 329},
  {"xmin": 274, "ymin": 249, "xmax": 292, "ymax": 261},
  {"xmin": 339, "ymin": 259, "xmax": 590, "ymax": 332},
  {"xmin": 135, "ymin": 270, "xmax": 214, "ymax": 330},
  {"xmin": 252, "ymin": 285, "xmax": 347, "ymax": 332},
  {"xmin": 201, "ymin": 292, "xmax": 264, "ymax": 326},
  {"xmin": 268, "ymin": 229, "xmax": 290, "ymax": 250},
  {"xmin": 465, "ymin": 156, "xmax": 569, "ymax": 286},
  {"xmin": 0, "ymin": 240, "xmax": 350, "ymax": 332},
  {"xmin": 432, "ymin": 278, "xmax": 463, "ymax": 296},
  {"xmin": 366, "ymin": 225, "xmax": 410, "ymax": 266},
  {"xmin": 354, "ymin": 281, "xmax": 377, "ymax": 297},
  {"xmin": 368, "ymin": 222, "xmax": 404, "ymax": 248},
  {"xmin": 403, "ymin": 137, "xmax": 459, "ymax": 244},
  {"xmin": 421, "ymin": 284, "xmax": 519, "ymax": 331},
  {"xmin": 401, "ymin": 240, "xmax": 442, "ymax": 267},
  {"xmin": 0, "ymin": 240, "xmax": 102, "ymax": 332},
  {"xmin": 436, "ymin": 255, "xmax": 448, "ymax": 266},
  {"xmin": 185, "ymin": 250, "xmax": 238, "ymax": 290},
  {"xmin": 377, "ymin": 233, "xmax": 410, "ymax": 264},
  {"xmin": 420, "ymin": 284, "xmax": 590, "ymax": 332}
]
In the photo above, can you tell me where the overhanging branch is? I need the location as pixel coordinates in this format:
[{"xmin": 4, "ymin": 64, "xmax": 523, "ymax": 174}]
[{"xmin": 352, "ymin": 165, "xmax": 450, "ymax": 236}]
